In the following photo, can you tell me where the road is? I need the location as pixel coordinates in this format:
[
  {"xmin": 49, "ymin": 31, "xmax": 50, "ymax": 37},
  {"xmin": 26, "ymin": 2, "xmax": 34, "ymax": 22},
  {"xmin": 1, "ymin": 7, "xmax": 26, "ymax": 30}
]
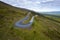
[{"xmin": 15, "ymin": 12, "xmax": 35, "ymax": 28}]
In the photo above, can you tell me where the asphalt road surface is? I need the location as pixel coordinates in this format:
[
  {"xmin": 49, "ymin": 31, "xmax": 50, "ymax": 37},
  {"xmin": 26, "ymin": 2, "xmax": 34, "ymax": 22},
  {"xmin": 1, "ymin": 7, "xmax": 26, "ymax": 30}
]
[{"xmin": 15, "ymin": 12, "xmax": 35, "ymax": 28}]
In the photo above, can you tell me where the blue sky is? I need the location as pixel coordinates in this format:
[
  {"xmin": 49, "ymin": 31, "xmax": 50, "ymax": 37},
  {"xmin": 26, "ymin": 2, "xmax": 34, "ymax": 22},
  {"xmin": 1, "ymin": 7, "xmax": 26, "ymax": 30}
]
[{"xmin": 0, "ymin": 0, "xmax": 60, "ymax": 12}]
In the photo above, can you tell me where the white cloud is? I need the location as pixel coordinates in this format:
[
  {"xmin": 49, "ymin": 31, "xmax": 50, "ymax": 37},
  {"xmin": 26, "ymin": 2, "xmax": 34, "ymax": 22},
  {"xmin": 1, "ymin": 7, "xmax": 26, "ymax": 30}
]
[
  {"xmin": 35, "ymin": 1, "xmax": 41, "ymax": 4},
  {"xmin": 19, "ymin": 0, "xmax": 41, "ymax": 5},
  {"xmin": 42, "ymin": 0, "xmax": 54, "ymax": 2},
  {"xmin": 0, "ymin": 0, "xmax": 60, "ymax": 12}
]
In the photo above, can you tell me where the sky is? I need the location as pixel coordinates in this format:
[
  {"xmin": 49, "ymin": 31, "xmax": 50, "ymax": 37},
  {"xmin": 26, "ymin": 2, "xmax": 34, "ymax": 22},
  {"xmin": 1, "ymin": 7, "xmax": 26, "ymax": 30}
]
[{"xmin": 0, "ymin": 0, "xmax": 60, "ymax": 12}]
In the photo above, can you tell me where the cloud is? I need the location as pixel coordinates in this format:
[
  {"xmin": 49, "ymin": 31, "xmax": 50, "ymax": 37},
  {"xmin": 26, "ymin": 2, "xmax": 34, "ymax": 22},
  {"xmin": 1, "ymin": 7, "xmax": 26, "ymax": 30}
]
[
  {"xmin": 42, "ymin": 0, "xmax": 54, "ymax": 2},
  {"xmin": 0, "ymin": 0, "xmax": 54, "ymax": 7},
  {"xmin": 0, "ymin": 0, "xmax": 60, "ymax": 12},
  {"xmin": 18, "ymin": 0, "xmax": 41, "ymax": 5}
]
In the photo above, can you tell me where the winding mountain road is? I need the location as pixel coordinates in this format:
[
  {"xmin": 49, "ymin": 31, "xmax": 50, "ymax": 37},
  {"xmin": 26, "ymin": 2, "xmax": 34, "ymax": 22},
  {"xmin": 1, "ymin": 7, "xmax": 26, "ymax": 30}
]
[{"xmin": 15, "ymin": 12, "xmax": 35, "ymax": 28}]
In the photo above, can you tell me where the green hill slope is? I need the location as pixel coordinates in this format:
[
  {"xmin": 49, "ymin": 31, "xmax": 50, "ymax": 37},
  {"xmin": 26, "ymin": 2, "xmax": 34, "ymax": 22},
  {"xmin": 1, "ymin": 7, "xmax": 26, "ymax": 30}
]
[{"xmin": 0, "ymin": 1, "xmax": 60, "ymax": 40}]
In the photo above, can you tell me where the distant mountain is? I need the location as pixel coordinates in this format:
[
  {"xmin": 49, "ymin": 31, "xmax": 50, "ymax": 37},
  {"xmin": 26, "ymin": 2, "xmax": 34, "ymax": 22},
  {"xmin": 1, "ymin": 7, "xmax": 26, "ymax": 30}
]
[
  {"xmin": 46, "ymin": 11, "xmax": 60, "ymax": 14},
  {"xmin": 41, "ymin": 11, "xmax": 60, "ymax": 15},
  {"xmin": 41, "ymin": 11, "xmax": 60, "ymax": 18}
]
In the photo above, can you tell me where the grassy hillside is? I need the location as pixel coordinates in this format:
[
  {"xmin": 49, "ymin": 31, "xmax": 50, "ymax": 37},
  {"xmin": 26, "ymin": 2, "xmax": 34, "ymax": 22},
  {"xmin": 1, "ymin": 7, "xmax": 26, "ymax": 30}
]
[
  {"xmin": 0, "ymin": 1, "xmax": 60, "ymax": 40},
  {"xmin": 43, "ymin": 14, "xmax": 60, "ymax": 22}
]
